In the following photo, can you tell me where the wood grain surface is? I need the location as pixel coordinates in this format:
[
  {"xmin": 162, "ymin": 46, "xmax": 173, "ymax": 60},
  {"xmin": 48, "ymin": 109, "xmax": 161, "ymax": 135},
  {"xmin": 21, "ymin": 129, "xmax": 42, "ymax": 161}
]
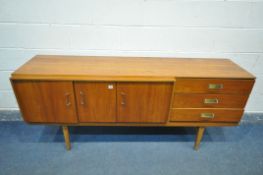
[
  {"xmin": 11, "ymin": 55, "xmax": 255, "ymax": 81},
  {"xmin": 74, "ymin": 82, "xmax": 117, "ymax": 122},
  {"xmin": 172, "ymin": 94, "xmax": 249, "ymax": 108},
  {"xmin": 170, "ymin": 108, "xmax": 244, "ymax": 122},
  {"xmin": 174, "ymin": 78, "xmax": 254, "ymax": 94},
  {"xmin": 12, "ymin": 80, "xmax": 78, "ymax": 123},
  {"xmin": 117, "ymin": 82, "xmax": 173, "ymax": 123}
]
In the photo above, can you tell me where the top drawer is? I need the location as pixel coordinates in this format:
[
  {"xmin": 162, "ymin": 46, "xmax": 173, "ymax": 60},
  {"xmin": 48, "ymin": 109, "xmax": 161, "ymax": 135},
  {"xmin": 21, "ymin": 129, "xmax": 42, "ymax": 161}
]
[{"xmin": 174, "ymin": 79, "xmax": 254, "ymax": 94}]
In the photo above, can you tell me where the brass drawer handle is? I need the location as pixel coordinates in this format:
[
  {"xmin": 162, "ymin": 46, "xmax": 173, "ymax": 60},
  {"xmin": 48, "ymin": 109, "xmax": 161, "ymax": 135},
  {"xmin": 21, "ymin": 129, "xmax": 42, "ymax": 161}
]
[
  {"xmin": 204, "ymin": 98, "xmax": 219, "ymax": 104},
  {"xmin": 201, "ymin": 113, "xmax": 215, "ymax": 119},
  {"xmin": 208, "ymin": 84, "xmax": 223, "ymax": 89}
]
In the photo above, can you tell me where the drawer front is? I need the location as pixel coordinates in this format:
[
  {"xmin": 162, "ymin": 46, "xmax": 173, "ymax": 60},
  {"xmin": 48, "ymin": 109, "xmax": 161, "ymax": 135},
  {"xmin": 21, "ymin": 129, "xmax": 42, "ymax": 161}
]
[
  {"xmin": 172, "ymin": 94, "xmax": 249, "ymax": 108},
  {"xmin": 174, "ymin": 79, "xmax": 254, "ymax": 94},
  {"xmin": 170, "ymin": 109, "xmax": 244, "ymax": 122}
]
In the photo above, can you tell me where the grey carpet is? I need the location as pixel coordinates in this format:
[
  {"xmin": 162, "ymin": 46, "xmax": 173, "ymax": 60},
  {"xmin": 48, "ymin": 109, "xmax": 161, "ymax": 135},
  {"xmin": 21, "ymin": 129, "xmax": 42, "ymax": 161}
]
[{"xmin": 0, "ymin": 121, "xmax": 263, "ymax": 175}]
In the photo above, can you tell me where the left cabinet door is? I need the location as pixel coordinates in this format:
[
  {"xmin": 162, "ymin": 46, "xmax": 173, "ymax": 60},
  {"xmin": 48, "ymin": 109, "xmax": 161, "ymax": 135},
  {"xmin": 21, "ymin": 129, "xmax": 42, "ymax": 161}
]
[{"xmin": 12, "ymin": 81, "xmax": 78, "ymax": 123}]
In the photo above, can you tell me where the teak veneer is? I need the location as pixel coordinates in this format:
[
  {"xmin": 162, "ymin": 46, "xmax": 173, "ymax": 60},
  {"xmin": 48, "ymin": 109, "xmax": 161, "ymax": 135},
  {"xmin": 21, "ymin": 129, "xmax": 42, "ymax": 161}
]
[{"xmin": 11, "ymin": 55, "xmax": 255, "ymax": 150}]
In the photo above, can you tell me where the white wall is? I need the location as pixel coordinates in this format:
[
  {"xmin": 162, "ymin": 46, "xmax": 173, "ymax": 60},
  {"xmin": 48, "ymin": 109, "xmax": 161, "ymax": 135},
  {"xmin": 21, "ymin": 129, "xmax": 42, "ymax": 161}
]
[{"xmin": 0, "ymin": 0, "xmax": 263, "ymax": 112}]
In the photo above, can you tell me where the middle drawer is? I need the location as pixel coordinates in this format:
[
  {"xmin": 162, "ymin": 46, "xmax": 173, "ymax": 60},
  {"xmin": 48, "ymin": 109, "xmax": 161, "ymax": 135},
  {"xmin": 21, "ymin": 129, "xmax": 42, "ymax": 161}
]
[{"xmin": 172, "ymin": 94, "xmax": 249, "ymax": 108}]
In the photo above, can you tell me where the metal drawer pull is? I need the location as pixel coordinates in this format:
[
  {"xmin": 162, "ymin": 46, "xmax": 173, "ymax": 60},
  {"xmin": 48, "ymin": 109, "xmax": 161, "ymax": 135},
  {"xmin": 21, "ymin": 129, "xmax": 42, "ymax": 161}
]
[
  {"xmin": 201, "ymin": 113, "xmax": 215, "ymax": 119},
  {"xmin": 80, "ymin": 91, "xmax": 85, "ymax": 105},
  {"xmin": 204, "ymin": 98, "xmax": 219, "ymax": 104},
  {"xmin": 65, "ymin": 93, "xmax": 71, "ymax": 107},
  {"xmin": 208, "ymin": 84, "xmax": 223, "ymax": 89}
]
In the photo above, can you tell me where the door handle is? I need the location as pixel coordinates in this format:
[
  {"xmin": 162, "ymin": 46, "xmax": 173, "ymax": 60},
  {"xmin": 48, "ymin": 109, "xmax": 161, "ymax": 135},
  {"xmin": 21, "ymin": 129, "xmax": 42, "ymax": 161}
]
[
  {"xmin": 120, "ymin": 92, "xmax": 126, "ymax": 106},
  {"xmin": 80, "ymin": 91, "xmax": 85, "ymax": 105},
  {"xmin": 65, "ymin": 93, "xmax": 71, "ymax": 107}
]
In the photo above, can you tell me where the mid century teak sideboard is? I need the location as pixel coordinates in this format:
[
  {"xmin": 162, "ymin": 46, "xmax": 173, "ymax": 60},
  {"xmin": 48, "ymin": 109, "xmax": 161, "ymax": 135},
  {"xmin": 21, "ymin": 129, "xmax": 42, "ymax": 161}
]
[{"xmin": 10, "ymin": 55, "xmax": 255, "ymax": 150}]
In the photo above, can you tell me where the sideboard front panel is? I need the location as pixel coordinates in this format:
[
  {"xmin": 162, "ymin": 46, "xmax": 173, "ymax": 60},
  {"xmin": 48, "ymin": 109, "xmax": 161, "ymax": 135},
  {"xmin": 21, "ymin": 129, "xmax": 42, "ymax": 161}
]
[
  {"xmin": 12, "ymin": 81, "xmax": 78, "ymax": 123},
  {"xmin": 174, "ymin": 79, "xmax": 254, "ymax": 94},
  {"xmin": 172, "ymin": 94, "xmax": 249, "ymax": 108},
  {"xmin": 117, "ymin": 82, "xmax": 173, "ymax": 123},
  {"xmin": 74, "ymin": 82, "xmax": 116, "ymax": 122},
  {"xmin": 170, "ymin": 108, "xmax": 244, "ymax": 122},
  {"xmin": 170, "ymin": 78, "xmax": 253, "ymax": 123}
]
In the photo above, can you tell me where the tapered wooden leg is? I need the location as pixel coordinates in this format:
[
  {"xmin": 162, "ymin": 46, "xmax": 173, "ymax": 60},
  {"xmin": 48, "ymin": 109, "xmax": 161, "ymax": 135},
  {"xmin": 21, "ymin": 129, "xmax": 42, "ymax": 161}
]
[
  {"xmin": 62, "ymin": 126, "xmax": 71, "ymax": 150},
  {"xmin": 194, "ymin": 127, "xmax": 205, "ymax": 151}
]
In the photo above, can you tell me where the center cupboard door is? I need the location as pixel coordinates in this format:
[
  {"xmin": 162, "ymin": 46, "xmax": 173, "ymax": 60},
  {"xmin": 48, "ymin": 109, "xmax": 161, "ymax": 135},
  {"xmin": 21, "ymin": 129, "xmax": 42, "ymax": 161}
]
[
  {"xmin": 117, "ymin": 82, "xmax": 173, "ymax": 123},
  {"xmin": 74, "ymin": 82, "xmax": 116, "ymax": 122}
]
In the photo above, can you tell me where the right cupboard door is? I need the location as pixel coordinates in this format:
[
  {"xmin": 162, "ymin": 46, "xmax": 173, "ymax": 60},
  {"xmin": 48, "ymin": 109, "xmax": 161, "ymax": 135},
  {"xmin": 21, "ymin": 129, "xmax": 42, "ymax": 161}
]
[{"xmin": 117, "ymin": 82, "xmax": 173, "ymax": 123}]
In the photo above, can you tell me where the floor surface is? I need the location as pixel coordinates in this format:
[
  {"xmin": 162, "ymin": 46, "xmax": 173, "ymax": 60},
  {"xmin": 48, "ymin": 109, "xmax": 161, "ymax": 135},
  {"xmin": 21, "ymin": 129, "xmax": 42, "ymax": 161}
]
[{"xmin": 0, "ymin": 121, "xmax": 263, "ymax": 175}]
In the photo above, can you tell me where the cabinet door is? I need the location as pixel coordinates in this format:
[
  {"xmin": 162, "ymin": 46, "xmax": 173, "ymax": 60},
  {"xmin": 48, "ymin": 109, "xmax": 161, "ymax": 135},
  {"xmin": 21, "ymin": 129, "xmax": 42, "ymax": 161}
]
[
  {"xmin": 117, "ymin": 82, "xmax": 173, "ymax": 123},
  {"xmin": 74, "ymin": 82, "xmax": 116, "ymax": 122},
  {"xmin": 12, "ymin": 81, "xmax": 77, "ymax": 123}
]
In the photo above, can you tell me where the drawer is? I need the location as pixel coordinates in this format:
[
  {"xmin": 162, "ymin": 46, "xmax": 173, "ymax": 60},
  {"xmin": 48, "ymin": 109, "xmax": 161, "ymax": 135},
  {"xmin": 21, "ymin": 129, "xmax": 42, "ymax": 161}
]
[
  {"xmin": 172, "ymin": 94, "xmax": 249, "ymax": 108},
  {"xmin": 174, "ymin": 79, "xmax": 254, "ymax": 94},
  {"xmin": 170, "ymin": 108, "xmax": 244, "ymax": 122}
]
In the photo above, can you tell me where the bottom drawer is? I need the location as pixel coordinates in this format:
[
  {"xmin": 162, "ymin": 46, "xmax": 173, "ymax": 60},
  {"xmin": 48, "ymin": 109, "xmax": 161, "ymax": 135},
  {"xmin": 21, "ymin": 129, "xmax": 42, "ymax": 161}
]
[{"xmin": 170, "ymin": 109, "xmax": 244, "ymax": 122}]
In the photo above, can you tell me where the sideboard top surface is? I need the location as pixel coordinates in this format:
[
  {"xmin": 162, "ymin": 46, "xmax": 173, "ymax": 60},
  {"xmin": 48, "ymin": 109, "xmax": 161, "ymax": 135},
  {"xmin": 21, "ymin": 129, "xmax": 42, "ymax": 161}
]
[{"xmin": 11, "ymin": 55, "xmax": 255, "ymax": 81}]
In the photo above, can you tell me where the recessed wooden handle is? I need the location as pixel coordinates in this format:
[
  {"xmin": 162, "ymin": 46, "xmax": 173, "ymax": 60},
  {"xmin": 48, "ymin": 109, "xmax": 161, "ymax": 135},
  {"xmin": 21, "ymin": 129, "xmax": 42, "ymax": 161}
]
[
  {"xmin": 208, "ymin": 84, "xmax": 223, "ymax": 89},
  {"xmin": 200, "ymin": 113, "xmax": 215, "ymax": 119},
  {"xmin": 204, "ymin": 98, "xmax": 219, "ymax": 104}
]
